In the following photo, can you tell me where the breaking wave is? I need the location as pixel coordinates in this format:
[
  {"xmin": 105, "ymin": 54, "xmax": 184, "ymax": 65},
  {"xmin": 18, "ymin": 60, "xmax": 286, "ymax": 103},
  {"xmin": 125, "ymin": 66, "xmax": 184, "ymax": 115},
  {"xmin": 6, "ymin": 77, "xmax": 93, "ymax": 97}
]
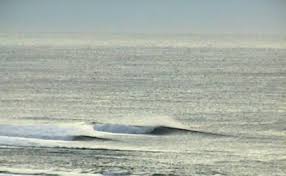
[
  {"xmin": 93, "ymin": 123, "xmax": 226, "ymax": 136},
  {"xmin": 0, "ymin": 116, "xmax": 227, "ymax": 148}
]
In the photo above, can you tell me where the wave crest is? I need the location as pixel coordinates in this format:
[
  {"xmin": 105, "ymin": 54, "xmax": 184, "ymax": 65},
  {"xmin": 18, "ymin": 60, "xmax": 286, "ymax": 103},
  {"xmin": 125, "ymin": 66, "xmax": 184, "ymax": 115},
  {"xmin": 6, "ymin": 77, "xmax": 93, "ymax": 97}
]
[{"xmin": 93, "ymin": 123, "xmax": 225, "ymax": 136}]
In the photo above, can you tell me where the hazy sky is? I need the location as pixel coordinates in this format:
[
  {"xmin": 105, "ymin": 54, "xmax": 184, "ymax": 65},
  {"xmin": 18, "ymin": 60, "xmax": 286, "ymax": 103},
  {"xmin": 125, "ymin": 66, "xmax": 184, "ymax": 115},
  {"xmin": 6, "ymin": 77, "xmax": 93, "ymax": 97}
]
[{"xmin": 0, "ymin": 0, "xmax": 286, "ymax": 34}]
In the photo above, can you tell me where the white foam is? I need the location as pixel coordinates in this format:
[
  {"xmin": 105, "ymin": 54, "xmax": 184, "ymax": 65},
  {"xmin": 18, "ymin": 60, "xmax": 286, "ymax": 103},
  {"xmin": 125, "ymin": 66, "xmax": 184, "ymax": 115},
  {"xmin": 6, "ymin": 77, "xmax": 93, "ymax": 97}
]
[{"xmin": 0, "ymin": 123, "xmax": 97, "ymax": 141}]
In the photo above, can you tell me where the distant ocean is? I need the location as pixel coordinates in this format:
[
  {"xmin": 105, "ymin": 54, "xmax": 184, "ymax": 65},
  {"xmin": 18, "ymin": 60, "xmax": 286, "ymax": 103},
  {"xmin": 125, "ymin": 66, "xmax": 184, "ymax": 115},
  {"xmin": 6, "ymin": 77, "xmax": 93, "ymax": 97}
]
[{"xmin": 0, "ymin": 33, "xmax": 285, "ymax": 175}]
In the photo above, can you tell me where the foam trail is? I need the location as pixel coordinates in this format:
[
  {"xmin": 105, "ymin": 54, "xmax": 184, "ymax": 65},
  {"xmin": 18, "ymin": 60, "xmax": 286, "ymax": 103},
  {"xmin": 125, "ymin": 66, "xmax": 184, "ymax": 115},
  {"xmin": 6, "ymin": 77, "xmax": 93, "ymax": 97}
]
[{"xmin": 0, "ymin": 167, "xmax": 103, "ymax": 176}]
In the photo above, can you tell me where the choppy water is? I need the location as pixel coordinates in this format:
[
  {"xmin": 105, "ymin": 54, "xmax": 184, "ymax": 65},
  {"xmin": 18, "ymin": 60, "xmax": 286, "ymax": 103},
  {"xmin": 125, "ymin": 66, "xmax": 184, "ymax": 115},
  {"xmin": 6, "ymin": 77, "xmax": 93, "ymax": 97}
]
[{"xmin": 0, "ymin": 34, "xmax": 285, "ymax": 175}]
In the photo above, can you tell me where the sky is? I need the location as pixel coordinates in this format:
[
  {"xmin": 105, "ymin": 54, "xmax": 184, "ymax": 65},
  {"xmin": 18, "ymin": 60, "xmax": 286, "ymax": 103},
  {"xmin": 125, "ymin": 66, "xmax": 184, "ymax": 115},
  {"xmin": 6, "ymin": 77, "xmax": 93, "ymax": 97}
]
[{"xmin": 0, "ymin": 0, "xmax": 286, "ymax": 34}]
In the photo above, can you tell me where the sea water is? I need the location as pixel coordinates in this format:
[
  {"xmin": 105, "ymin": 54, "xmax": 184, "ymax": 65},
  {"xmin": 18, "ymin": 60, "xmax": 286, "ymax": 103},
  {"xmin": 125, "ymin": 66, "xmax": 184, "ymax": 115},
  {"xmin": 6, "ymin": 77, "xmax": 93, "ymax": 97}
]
[{"xmin": 0, "ymin": 33, "xmax": 285, "ymax": 175}]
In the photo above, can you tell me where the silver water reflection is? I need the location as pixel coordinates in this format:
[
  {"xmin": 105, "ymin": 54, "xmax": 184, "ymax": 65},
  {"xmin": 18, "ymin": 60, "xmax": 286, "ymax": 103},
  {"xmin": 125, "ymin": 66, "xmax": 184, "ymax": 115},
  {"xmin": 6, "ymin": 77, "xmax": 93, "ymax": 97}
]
[{"xmin": 0, "ymin": 34, "xmax": 285, "ymax": 175}]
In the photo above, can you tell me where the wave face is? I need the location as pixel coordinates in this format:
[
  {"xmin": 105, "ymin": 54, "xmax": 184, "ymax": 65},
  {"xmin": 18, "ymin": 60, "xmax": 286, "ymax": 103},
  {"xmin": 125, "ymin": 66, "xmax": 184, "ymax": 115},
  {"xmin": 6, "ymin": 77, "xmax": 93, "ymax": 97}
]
[{"xmin": 94, "ymin": 123, "xmax": 155, "ymax": 134}]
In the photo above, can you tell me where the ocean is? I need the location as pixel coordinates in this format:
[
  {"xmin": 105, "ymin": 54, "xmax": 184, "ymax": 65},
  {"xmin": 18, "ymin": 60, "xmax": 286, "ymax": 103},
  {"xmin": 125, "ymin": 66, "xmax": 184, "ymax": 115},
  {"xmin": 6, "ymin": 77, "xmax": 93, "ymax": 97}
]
[{"xmin": 0, "ymin": 33, "xmax": 285, "ymax": 175}]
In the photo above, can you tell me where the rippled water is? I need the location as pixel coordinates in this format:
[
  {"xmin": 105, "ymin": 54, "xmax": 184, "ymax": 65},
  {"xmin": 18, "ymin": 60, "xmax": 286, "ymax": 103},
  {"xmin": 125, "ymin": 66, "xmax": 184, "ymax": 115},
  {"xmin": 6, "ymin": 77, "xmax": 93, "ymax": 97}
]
[{"xmin": 0, "ymin": 34, "xmax": 285, "ymax": 175}]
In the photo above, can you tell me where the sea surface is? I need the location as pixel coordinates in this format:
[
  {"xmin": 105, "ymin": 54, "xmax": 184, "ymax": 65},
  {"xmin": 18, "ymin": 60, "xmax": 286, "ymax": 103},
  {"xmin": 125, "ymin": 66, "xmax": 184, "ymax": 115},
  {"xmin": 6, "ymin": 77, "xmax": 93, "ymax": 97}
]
[{"xmin": 0, "ymin": 33, "xmax": 285, "ymax": 175}]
